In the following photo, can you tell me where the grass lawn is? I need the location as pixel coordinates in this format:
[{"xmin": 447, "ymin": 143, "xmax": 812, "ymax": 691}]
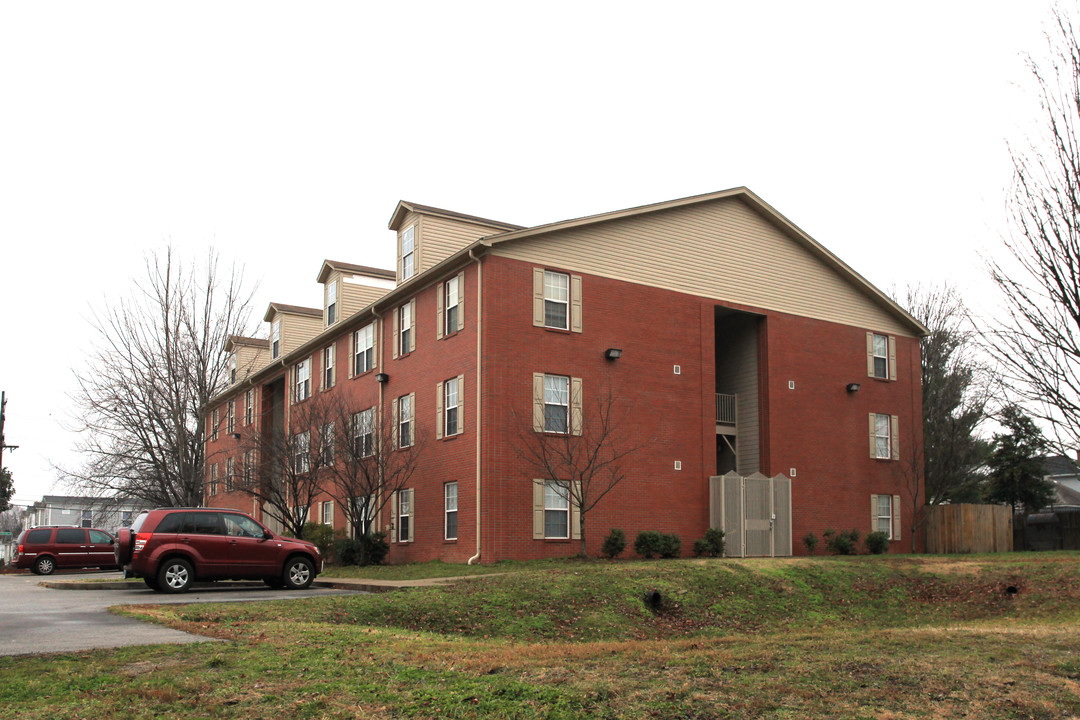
[{"xmin": 3, "ymin": 553, "xmax": 1080, "ymax": 719}]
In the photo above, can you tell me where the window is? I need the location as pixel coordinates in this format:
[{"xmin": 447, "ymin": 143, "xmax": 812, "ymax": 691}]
[
  {"xmin": 243, "ymin": 450, "xmax": 254, "ymax": 488},
  {"xmin": 399, "ymin": 302, "xmax": 412, "ymax": 356},
  {"xmin": 870, "ymin": 413, "xmax": 899, "ymax": 460},
  {"xmin": 867, "ymin": 332, "xmax": 896, "ymax": 381},
  {"xmin": 321, "ymin": 422, "xmax": 335, "ymax": 466},
  {"xmin": 230, "ymin": 354, "xmax": 237, "ymax": 384},
  {"xmin": 397, "ymin": 394, "xmax": 413, "ymax": 448},
  {"xmin": 81, "ymin": 510, "xmax": 92, "ymax": 529},
  {"xmin": 445, "ymin": 275, "xmax": 460, "ymax": 335},
  {"xmin": 321, "ymin": 500, "xmax": 334, "ymax": 527},
  {"xmin": 439, "ymin": 376, "xmax": 463, "ymax": 438},
  {"xmin": 208, "ymin": 464, "xmax": 218, "ymax": 495},
  {"xmin": 58, "ymin": 528, "xmax": 86, "ymax": 543},
  {"xmin": 121, "ymin": 511, "xmax": 133, "ymax": 526},
  {"xmin": 396, "ymin": 488, "xmax": 413, "ymax": 542},
  {"xmin": 295, "ymin": 358, "xmax": 311, "ymax": 402},
  {"xmin": 245, "ymin": 389, "xmax": 254, "ymax": 426},
  {"xmin": 353, "ymin": 408, "xmax": 374, "ymax": 457},
  {"xmin": 876, "ymin": 494, "xmax": 893, "ymax": 538},
  {"xmin": 400, "ymin": 226, "xmax": 415, "ymax": 280},
  {"xmin": 445, "ymin": 482, "xmax": 458, "ymax": 540},
  {"xmin": 353, "ymin": 323, "xmax": 375, "ymax": 375},
  {"xmin": 544, "ymin": 375, "xmax": 569, "ymax": 433},
  {"xmin": 352, "ymin": 495, "xmax": 373, "ymax": 537},
  {"xmin": 272, "ymin": 321, "xmax": 281, "ymax": 359},
  {"xmin": 544, "ymin": 481, "xmax": 570, "ymax": 539},
  {"xmin": 227, "ymin": 401, "xmax": 235, "ymax": 434},
  {"xmin": 226, "ymin": 457, "xmax": 235, "ymax": 493},
  {"xmin": 326, "ymin": 280, "xmax": 338, "ymax": 326},
  {"xmin": 323, "ymin": 344, "xmax": 335, "ymax": 390},
  {"xmin": 295, "ymin": 431, "xmax": 310, "ymax": 473},
  {"xmin": 543, "ymin": 270, "xmax": 569, "ymax": 329},
  {"xmin": 210, "ymin": 408, "xmax": 219, "ymax": 441}
]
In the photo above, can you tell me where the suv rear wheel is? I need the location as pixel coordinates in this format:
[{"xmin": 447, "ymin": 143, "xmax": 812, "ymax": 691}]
[
  {"xmin": 34, "ymin": 556, "xmax": 56, "ymax": 575},
  {"xmin": 283, "ymin": 557, "xmax": 314, "ymax": 590},
  {"xmin": 158, "ymin": 558, "xmax": 193, "ymax": 593}
]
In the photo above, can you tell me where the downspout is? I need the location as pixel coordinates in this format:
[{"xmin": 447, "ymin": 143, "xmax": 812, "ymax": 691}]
[
  {"xmin": 468, "ymin": 248, "xmax": 483, "ymax": 565},
  {"xmin": 372, "ymin": 307, "xmax": 385, "ymax": 536}
]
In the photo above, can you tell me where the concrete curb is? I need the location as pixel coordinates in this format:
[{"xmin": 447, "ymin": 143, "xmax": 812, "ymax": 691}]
[
  {"xmin": 40, "ymin": 580, "xmax": 265, "ymax": 590},
  {"xmin": 42, "ymin": 572, "xmax": 502, "ymax": 592}
]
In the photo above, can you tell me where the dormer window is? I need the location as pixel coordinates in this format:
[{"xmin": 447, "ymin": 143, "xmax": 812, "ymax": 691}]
[
  {"xmin": 401, "ymin": 226, "xmax": 416, "ymax": 281},
  {"xmin": 230, "ymin": 354, "xmax": 237, "ymax": 384},
  {"xmin": 326, "ymin": 280, "xmax": 338, "ymax": 326},
  {"xmin": 272, "ymin": 321, "xmax": 281, "ymax": 359}
]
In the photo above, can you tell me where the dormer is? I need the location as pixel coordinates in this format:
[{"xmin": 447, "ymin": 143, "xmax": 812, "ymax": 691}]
[
  {"xmin": 224, "ymin": 336, "xmax": 270, "ymax": 386},
  {"xmin": 263, "ymin": 303, "xmax": 323, "ymax": 360},
  {"xmin": 388, "ymin": 201, "xmax": 524, "ymax": 285},
  {"xmin": 316, "ymin": 261, "xmax": 396, "ymax": 326}
]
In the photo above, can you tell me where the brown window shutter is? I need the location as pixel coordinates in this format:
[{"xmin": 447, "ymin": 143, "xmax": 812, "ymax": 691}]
[
  {"xmin": 372, "ymin": 320, "xmax": 379, "ymax": 371},
  {"xmin": 435, "ymin": 381, "xmax": 444, "ymax": 440},
  {"xmin": 409, "ymin": 299, "xmax": 417, "ymax": 353},
  {"xmin": 532, "ymin": 373, "xmax": 545, "ymax": 432},
  {"xmin": 397, "ymin": 233, "xmax": 403, "ymax": 282},
  {"xmin": 436, "ymin": 281, "xmax": 445, "ymax": 340},
  {"xmin": 390, "ymin": 491, "xmax": 398, "ymax": 543},
  {"xmin": 888, "ymin": 336, "xmax": 897, "ymax": 381},
  {"xmin": 891, "ymin": 415, "xmax": 900, "ymax": 460},
  {"xmin": 532, "ymin": 268, "xmax": 545, "ymax": 327},
  {"xmin": 570, "ymin": 274, "xmax": 583, "ymax": 333},
  {"xmin": 457, "ymin": 271, "xmax": 465, "ymax": 331},
  {"xmin": 533, "ymin": 480, "xmax": 545, "ymax": 539},
  {"xmin": 348, "ymin": 330, "xmax": 355, "ymax": 379},
  {"xmin": 892, "ymin": 495, "xmax": 901, "ymax": 541},
  {"xmin": 457, "ymin": 374, "xmax": 465, "ymax": 429},
  {"xmin": 866, "ymin": 332, "xmax": 875, "ymax": 378},
  {"xmin": 570, "ymin": 377, "xmax": 583, "ymax": 436},
  {"xmin": 393, "ymin": 307, "xmax": 400, "ymax": 359},
  {"xmin": 868, "ymin": 413, "xmax": 876, "ymax": 459},
  {"xmin": 570, "ymin": 481, "xmax": 581, "ymax": 540},
  {"xmin": 406, "ymin": 489, "xmax": 415, "ymax": 543},
  {"xmin": 391, "ymin": 399, "xmax": 399, "ymax": 449},
  {"xmin": 870, "ymin": 494, "xmax": 878, "ymax": 530}
]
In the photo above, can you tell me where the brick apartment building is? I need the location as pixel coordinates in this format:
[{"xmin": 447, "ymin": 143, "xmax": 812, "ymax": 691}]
[{"xmin": 204, "ymin": 187, "xmax": 926, "ymax": 562}]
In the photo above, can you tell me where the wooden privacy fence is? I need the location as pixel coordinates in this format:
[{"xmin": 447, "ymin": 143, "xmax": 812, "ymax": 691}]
[{"xmin": 925, "ymin": 504, "xmax": 1013, "ymax": 554}]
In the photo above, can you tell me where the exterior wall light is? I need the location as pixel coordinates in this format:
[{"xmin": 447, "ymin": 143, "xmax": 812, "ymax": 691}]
[
  {"xmin": 376, "ymin": 373, "xmax": 390, "ymax": 384},
  {"xmin": 231, "ymin": 433, "xmax": 241, "ymax": 440},
  {"xmin": 846, "ymin": 383, "xmax": 861, "ymax": 393},
  {"xmin": 604, "ymin": 348, "xmax": 623, "ymax": 360}
]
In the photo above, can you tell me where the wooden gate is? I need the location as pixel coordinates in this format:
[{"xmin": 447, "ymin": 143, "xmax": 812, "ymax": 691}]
[{"xmin": 710, "ymin": 471, "xmax": 792, "ymax": 557}]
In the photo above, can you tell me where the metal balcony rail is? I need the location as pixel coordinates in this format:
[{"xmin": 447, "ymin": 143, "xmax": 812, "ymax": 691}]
[{"xmin": 716, "ymin": 393, "xmax": 737, "ymax": 425}]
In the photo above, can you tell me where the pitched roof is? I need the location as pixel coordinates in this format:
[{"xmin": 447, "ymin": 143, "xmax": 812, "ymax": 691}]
[
  {"xmin": 224, "ymin": 335, "xmax": 270, "ymax": 353},
  {"xmin": 480, "ymin": 186, "xmax": 929, "ymax": 336},
  {"xmin": 263, "ymin": 302, "xmax": 322, "ymax": 323},
  {"xmin": 1043, "ymin": 454, "xmax": 1079, "ymax": 478},
  {"xmin": 388, "ymin": 201, "xmax": 525, "ymax": 232},
  {"xmin": 316, "ymin": 260, "xmax": 396, "ymax": 284}
]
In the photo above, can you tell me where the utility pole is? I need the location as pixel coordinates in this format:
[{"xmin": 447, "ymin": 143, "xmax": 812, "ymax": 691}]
[{"xmin": 0, "ymin": 391, "xmax": 18, "ymax": 470}]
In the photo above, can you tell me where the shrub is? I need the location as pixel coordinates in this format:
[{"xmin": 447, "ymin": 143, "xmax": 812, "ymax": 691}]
[
  {"xmin": 601, "ymin": 528, "xmax": 627, "ymax": 559},
  {"xmin": 335, "ymin": 533, "xmax": 390, "ymax": 566},
  {"xmin": 634, "ymin": 531, "xmax": 663, "ymax": 559},
  {"xmin": 803, "ymin": 532, "xmax": 819, "ymax": 555},
  {"xmin": 302, "ymin": 522, "xmax": 336, "ymax": 561},
  {"xmin": 658, "ymin": 533, "xmax": 682, "ymax": 558},
  {"xmin": 823, "ymin": 528, "xmax": 860, "ymax": 556},
  {"xmin": 693, "ymin": 528, "xmax": 726, "ymax": 557},
  {"xmin": 865, "ymin": 531, "xmax": 890, "ymax": 555}
]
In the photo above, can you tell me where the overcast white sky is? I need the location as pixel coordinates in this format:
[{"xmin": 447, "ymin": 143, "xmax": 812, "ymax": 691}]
[{"xmin": 0, "ymin": 1, "xmax": 1061, "ymax": 505}]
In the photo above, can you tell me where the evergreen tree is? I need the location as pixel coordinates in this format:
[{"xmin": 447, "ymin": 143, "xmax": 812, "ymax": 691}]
[
  {"xmin": 0, "ymin": 467, "xmax": 12, "ymax": 512},
  {"xmin": 984, "ymin": 406, "xmax": 1055, "ymax": 513}
]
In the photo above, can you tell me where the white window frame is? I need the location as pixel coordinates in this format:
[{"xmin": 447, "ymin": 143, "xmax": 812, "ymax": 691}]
[
  {"xmin": 876, "ymin": 494, "xmax": 893, "ymax": 539},
  {"xmin": 227, "ymin": 400, "xmax": 235, "ymax": 434},
  {"xmin": 353, "ymin": 494, "xmax": 373, "ymax": 537},
  {"xmin": 210, "ymin": 408, "xmax": 219, "ymax": 441},
  {"xmin": 323, "ymin": 344, "xmax": 335, "ymax": 390},
  {"xmin": 399, "ymin": 303, "xmax": 412, "ymax": 356},
  {"xmin": 544, "ymin": 481, "xmax": 570, "ymax": 539},
  {"xmin": 321, "ymin": 422, "xmax": 335, "ymax": 466},
  {"xmin": 544, "ymin": 375, "xmax": 570, "ymax": 434},
  {"xmin": 445, "ymin": 276, "xmax": 459, "ymax": 335},
  {"xmin": 294, "ymin": 430, "xmax": 310, "ymax": 473},
  {"xmin": 353, "ymin": 323, "xmax": 374, "ymax": 375},
  {"xmin": 208, "ymin": 464, "xmax": 218, "ymax": 495},
  {"xmin": 243, "ymin": 449, "xmax": 254, "ymax": 488},
  {"xmin": 230, "ymin": 354, "xmax": 237, "ymax": 384},
  {"xmin": 401, "ymin": 226, "xmax": 416, "ymax": 280},
  {"xmin": 543, "ymin": 270, "xmax": 570, "ymax": 330},
  {"xmin": 398, "ymin": 395, "xmax": 413, "ymax": 448},
  {"xmin": 326, "ymin": 280, "xmax": 338, "ymax": 326},
  {"xmin": 81, "ymin": 510, "xmax": 93, "ymax": 529},
  {"xmin": 872, "ymin": 333, "xmax": 889, "ymax": 380},
  {"xmin": 226, "ymin": 457, "xmax": 235, "ymax": 493},
  {"xmin": 295, "ymin": 358, "xmax": 311, "ymax": 403},
  {"xmin": 353, "ymin": 408, "xmax": 374, "ymax": 457},
  {"xmin": 445, "ymin": 377, "xmax": 460, "ymax": 437},
  {"xmin": 874, "ymin": 413, "xmax": 891, "ymax": 460},
  {"xmin": 398, "ymin": 489, "xmax": 412, "ymax": 543},
  {"xmin": 272, "ymin": 321, "xmax": 281, "ymax": 359},
  {"xmin": 321, "ymin": 500, "xmax": 334, "ymax": 527},
  {"xmin": 445, "ymin": 482, "xmax": 458, "ymax": 540},
  {"xmin": 245, "ymin": 389, "xmax": 254, "ymax": 426}
]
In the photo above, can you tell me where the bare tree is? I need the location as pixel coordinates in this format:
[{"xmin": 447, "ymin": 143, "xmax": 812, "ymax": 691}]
[
  {"xmin": 60, "ymin": 248, "xmax": 254, "ymax": 507},
  {"xmin": 322, "ymin": 396, "xmax": 424, "ymax": 557},
  {"xmin": 905, "ymin": 284, "xmax": 990, "ymax": 505},
  {"xmin": 236, "ymin": 392, "xmax": 335, "ymax": 539},
  {"xmin": 987, "ymin": 6, "xmax": 1080, "ymax": 451},
  {"xmin": 519, "ymin": 384, "xmax": 641, "ymax": 557}
]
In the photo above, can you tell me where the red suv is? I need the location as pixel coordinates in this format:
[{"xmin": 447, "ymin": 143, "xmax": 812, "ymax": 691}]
[
  {"xmin": 114, "ymin": 508, "xmax": 322, "ymax": 593},
  {"xmin": 13, "ymin": 526, "xmax": 119, "ymax": 575}
]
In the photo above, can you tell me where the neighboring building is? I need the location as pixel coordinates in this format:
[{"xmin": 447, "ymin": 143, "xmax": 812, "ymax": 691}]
[
  {"xmin": 22, "ymin": 496, "xmax": 141, "ymax": 534},
  {"xmin": 1042, "ymin": 454, "xmax": 1080, "ymax": 510},
  {"xmin": 204, "ymin": 188, "xmax": 927, "ymax": 561}
]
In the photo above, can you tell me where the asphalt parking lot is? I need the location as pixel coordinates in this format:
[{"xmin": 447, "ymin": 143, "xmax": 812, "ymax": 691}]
[{"xmin": 0, "ymin": 570, "xmax": 361, "ymax": 657}]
